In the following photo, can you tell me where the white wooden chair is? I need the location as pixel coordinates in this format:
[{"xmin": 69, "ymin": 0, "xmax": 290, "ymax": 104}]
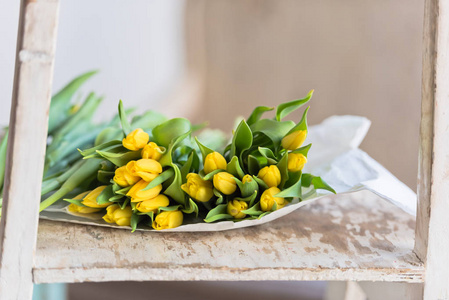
[{"xmin": 0, "ymin": 1, "xmax": 447, "ymax": 299}]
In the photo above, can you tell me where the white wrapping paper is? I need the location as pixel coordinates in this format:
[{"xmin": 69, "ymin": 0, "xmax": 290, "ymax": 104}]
[{"xmin": 40, "ymin": 115, "xmax": 417, "ymax": 232}]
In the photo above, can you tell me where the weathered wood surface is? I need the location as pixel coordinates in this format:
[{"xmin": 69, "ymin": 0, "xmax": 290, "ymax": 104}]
[
  {"xmin": 416, "ymin": 0, "xmax": 449, "ymax": 299},
  {"xmin": 0, "ymin": 0, "xmax": 59, "ymax": 299},
  {"xmin": 34, "ymin": 191, "xmax": 423, "ymax": 283}
]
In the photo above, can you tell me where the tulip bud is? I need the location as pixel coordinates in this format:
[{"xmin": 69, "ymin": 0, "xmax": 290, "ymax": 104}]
[
  {"xmin": 203, "ymin": 152, "xmax": 227, "ymax": 174},
  {"xmin": 240, "ymin": 174, "xmax": 259, "ymax": 197},
  {"xmin": 281, "ymin": 130, "xmax": 307, "ymax": 150},
  {"xmin": 258, "ymin": 165, "xmax": 281, "ymax": 187},
  {"xmin": 141, "ymin": 142, "xmax": 164, "ymax": 161},
  {"xmin": 122, "ymin": 128, "xmax": 149, "ymax": 151},
  {"xmin": 287, "ymin": 153, "xmax": 307, "ymax": 172},
  {"xmin": 136, "ymin": 194, "xmax": 170, "ymax": 213},
  {"xmin": 181, "ymin": 173, "xmax": 214, "ymax": 202},
  {"xmin": 129, "ymin": 159, "xmax": 162, "ymax": 182},
  {"xmin": 113, "ymin": 166, "xmax": 140, "ymax": 187},
  {"xmin": 68, "ymin": 204, "xmax": 101, "ymax": 214},
  {"xmin": 260, "ymin": 187, "xmax": 286, "ymax": 211},
  {"xmin": 227, "ymin": 200, "xmax": 248, "ymax": 219},
  {"xmin": 68, "ymin": 191, "xmax": 102, "ymax": 213},
  {"xmin": 127, "ymin": 179, "xmax": 163, "ymax": 202},
  {"xmin": 81, "ymin": 186, "xmax": 112, "ymax": 208},
  {"xmin": 213, "ymin": 172, "xmax": 237, "ymax": 195},
  {"xmin": 152, "ymin": 210, "xmax": 183, "ymax": 230},
  {"xmin": 103, "ymin": 204, "xmax": 133, "ymax": 226}
]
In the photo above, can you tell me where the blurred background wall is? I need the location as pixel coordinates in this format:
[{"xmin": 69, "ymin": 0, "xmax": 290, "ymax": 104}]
[{"xmin": 0, "ymin": 1, "xmax": 424, "ymax": 299}]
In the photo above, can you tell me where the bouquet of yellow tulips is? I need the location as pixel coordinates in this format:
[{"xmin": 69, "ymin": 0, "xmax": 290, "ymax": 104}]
[{"xmin": 0, "ymin": 72, "xmax": 335, "ymax": 231}]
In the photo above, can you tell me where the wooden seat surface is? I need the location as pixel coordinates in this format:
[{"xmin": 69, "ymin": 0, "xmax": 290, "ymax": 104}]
[{"xmin": 33, "ymin": 190, "xmax": 424, "ymax": 283}]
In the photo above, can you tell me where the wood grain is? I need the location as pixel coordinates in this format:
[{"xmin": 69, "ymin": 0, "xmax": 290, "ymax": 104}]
[
  {"xmin": 0, "ymin": 0, "xmax": 59, "ymax": 299},
  {"xmin": 417, "ymin": 0, "xmax": 449, "ymax": 298},
  {"xmin": 34, "ymin": 191, "xmax": 423, "ymax": 283}
]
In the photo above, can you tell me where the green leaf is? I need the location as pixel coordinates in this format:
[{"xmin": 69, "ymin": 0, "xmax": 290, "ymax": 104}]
[
  {"xmin": 204, "ymin": 204, "xmax": 233, "ymax": 223},
  {"xmin": 247, "ymin": 106, "xmax": 274, "ymax": 126},
  {"xmin": 230, "ymin": 120, "xmax": 253, "ymax": 163},
  {"xmin": 226, "ymin": 156, "xmax": 245, "ymax": 179},
  {"xmin": 286, "ymin": 106, "xmax": 310, "ymax": 135},
  {"xmin": 258, "ymin": 147, "xmax": 278, "ymax": 165},
  {"xmin": 158, "ymin": 205, "xmax": 182, "ymax": 213},
  {"xmin": 194, "ymin": 136, "xmax": 214, "ymax": 162},
  {"xmin": 116, "ymin": 186, "xmax": 132, "ymax": 196},
  {"xmin": 96, "ymin": 150, "xmax": 141, "ymax": 167},
  {"xmin": 275, "ymin": 89, "xmax": 313, "ymax": 121},
  {"xmin": 182, "ymin": 198, "xmax": 199, "ymax": 217},
  {"xmin": 204, "ymin": 213, "xmax": 234, "ymax": 223},
  {"xmin": 180, "ymin": 150, "xmax": 200, "ymax": 183},
  {"xmin": 142, "ymin": 168, "xmax": 175, "ymax": 191},
  {"xmin": 131, "ymin": 110, "xmax": 168, "ymax": 131},
  {"xmin": 252, "ymin": 175, "xmax": 269, "ymax": 190},
  {"xmin": 81, "ymin": 145, "xmax": 125, "ymax": 160},
  {"xmin": 235, "ymin": 177, "xmax": 258, "ymax": 199},
  {"xmin": 247, "ymin": 155, "xmax": 261, "ymax": 175},
  {"xmin": 250, "ymin": 119, "xmax": 295, "ymax": 151},
  {"xmin": 275, "ymin": 172, "xmax": 302, "ymax": 198},
  {"xmin": 96, "ymin": 185, "xmax": 115, "ymax": 204},
  {"xmin": 131, "ymin": 213, "xmax": 143, "ymax": 232},
  {"xmin": 159, "ymin": 130, "xmax": 192, "ymax": 167},
  {"xmin": 235, "ymin": 190, "xmax": 258, "ymax": 207},
  {"xmin": 152, "ymin": 118, "xmax": 191, "ymax": 148},
  {"xmin": 48, "ymin": 70, "xmax": 98, "ymax": 133},
  {"xmin": 200, "ymin": 169, "xmax": 224, "ymax": 181},
  {"xmin": 277, "ymin": 151, "xmax": 289, "ymax": 189},
  {"xmin": 80, "ymin": 140, "xmax": 122, "ymax": 157},
  {"xmin": 301, "ymin": 173, "xmax": 336, "ymax": 194},
  {"xmin": 118, "ymin": 100, "xmax": 132, "ymax": 135},
  {"xmin": 241, "ymin": 203, "xmax": 264, "ymax": 217},
  {"xmin": 63, "ymin": 198, "xmax": 87, "ymax": 207},
  {"xmin": 97, "ymin": 170, "xmax": 115, "ymax": 184},
  {"xmin": 213, "ymin": 188, "xmax": 225, "ymax": 205},
  {"xmin": 109, "ymin": 194, "xmax": 124, "ymax": 202},
  {"xmin": 291, "ymin": 143, "xmax": 312, "ymax": 158},
  {"xmin": 120, "ymin": 198, "xmax": 130, "ymax": 210},
  {"xmin": 163, "ymin": 164, "xmax": 186, "ymax": 205}
]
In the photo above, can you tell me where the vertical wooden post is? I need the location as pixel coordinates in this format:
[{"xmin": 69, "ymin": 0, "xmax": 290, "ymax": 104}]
[
  {"xmin": 0, "ymin": 0, "xmax": 59, "ymax": 299},
  {"xmin": 416, "ymin": 0, "xmax": 449, "ymax": 298}
]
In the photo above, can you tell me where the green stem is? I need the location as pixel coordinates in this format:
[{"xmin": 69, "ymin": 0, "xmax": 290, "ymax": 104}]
[
  {"xmin": 0, "ymin": 128, "xmax": 9, "ymax": 191},
  {"xmin": 39, "ymin": 159, "xmax": 102, "ymax": 212}
]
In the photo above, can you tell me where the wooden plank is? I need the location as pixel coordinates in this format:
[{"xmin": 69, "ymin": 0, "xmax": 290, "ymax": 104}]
[
  {"xmin": 416, "ymin": 0, "xmax": 449, "ymax": 298},
  {"xmin": 34, "ymin": 191, "xmax": 424, "ymax": 283},
  {"xmin": 0, "ymin": 0, "xmax": 59, "ymax": 299}
]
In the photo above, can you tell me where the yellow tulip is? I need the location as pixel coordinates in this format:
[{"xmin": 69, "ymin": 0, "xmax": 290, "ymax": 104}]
[
  {"xmin": 181, "ymin": 173, "xmax": 213, "ymax": 202},
  {"xmin": 67, "ymin": 191, "xmax": 102, "ymax": 213},
  {"xmin": 135, "ymin": 194, "xmax": 170, "ymax": 213},
  {"xmin": 203, "ymin": 152, "xmax": 227, "ymax": 174},
  {"xmin": 127, "ymin": 179, "xmax": 163, "ymax": 202},
  {"xmin": 103, "ymin": 204, "xmax": 133, "ymax": 226},
  {"xmin": 258, "ymin": 165, "xmax": 281, "ymax": 187},
  {"xmin": 152, "ymin": 210, "xmax": 183, "ymax": 230},
  {"xmin": 213, "ymin": 172, "xmax": 237, "ymax": 195},
  {"xmin": 122, "ymin": 128, "xmax": 149, "ymax": 151},
  {"xmin": 113, "ymin": 166, "xmax": 140, "ymax": 187},
  {"xmin": 132, "ymin": 159, "xmax": 163, "ymax": 182},
  {"xmin": 260, "ymin": 187, "xmax": 286, "ymax": 211},
  {"xmin": 81, "ymin": 186, "xmax": 112, "ymax": 208},
  {"xmin": 287, "ymin": 153, "xmax": 308, "ymax": 172},
  {"xmin": 227, "ymin": 200, "xmax": 248, "ymax": 219},
  {"xmin": 281, "ymin": 130, "xmax": 307, "ymax": 150},
  {"xmin": 141, "ymin": 142, "xmax": 164, "ymax": 161}
]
